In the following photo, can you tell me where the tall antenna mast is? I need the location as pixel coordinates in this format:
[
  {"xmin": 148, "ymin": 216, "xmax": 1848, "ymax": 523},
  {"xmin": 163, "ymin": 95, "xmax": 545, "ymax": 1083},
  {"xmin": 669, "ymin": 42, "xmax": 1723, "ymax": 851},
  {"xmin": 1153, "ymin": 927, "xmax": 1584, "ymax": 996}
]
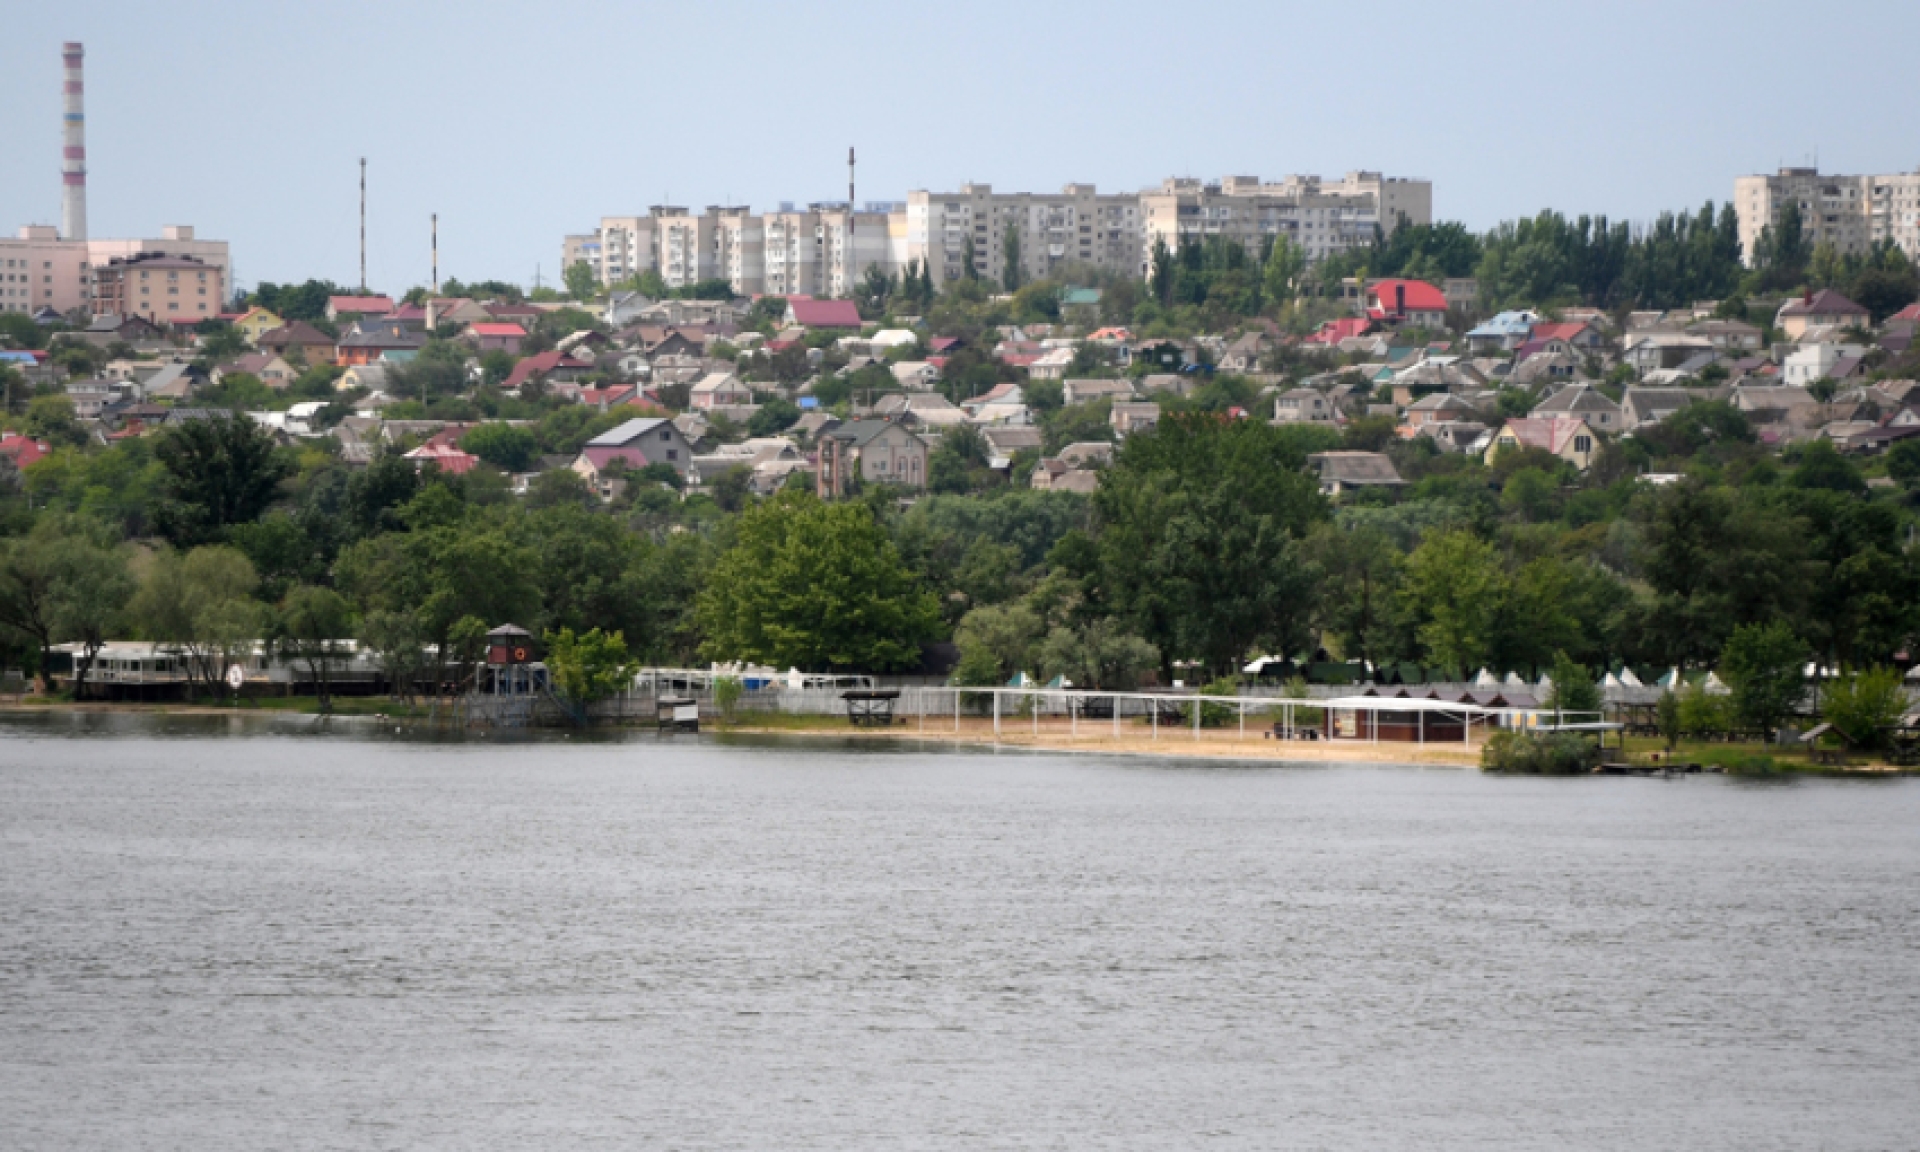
[
  {"xmin": 358, "ymin": 158, "xmax": 367, "ymax": 291},
  {"xmin": 848, "ymin": 146, "xmax": 856, "ymax": 238},
  {"xmin": 431, "ymin": 213, "xmax": 439, "ymax": 294}
]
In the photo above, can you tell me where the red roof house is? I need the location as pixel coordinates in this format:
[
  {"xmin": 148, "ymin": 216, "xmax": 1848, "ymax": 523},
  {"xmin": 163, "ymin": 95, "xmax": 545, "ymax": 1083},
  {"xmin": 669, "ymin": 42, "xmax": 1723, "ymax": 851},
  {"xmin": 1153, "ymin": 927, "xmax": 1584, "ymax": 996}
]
[
  {"xmin": 0, "ymin": 433, "xmax": 52, "ymax": 470},
  {"xmin": 784, "ymin": 298, "xmax": 863, "ymax": 329},
  {"xmin": 1305, "ymin": 317, "xmax": 1376, "ymax": 345},
  {"xmin": 463, "ymin": 322, "xmax": 527, "ymax": 352},
  {"xmin": 403, "ymin": 442, "xmax": 479, "ymax": 475},
  {"xmin": 1365, "ymin": 279, "xmax": 1450, "ymax": 327},
  {"xmin": 502, "ymin": 350, "xmax": 593, "ymax": 392},
  {"xmin": 326, "ymin": 295, "xmax": 395, "ymax": 322}
]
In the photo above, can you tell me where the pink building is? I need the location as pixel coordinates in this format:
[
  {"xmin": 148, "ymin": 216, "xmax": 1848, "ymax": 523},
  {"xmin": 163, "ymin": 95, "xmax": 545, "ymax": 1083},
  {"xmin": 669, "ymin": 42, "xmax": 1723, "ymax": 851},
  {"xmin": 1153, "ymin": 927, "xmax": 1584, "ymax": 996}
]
[{"xmin": 0, "ymin": 226, "xmax": 89, "ymax": 315}]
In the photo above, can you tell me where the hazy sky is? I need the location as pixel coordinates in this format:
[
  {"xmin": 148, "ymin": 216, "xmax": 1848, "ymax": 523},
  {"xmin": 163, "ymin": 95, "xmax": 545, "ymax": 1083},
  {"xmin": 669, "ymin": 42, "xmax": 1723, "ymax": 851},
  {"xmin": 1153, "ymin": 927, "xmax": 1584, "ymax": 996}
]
[{"xmin": 5, "ymin": 0, "xmax": 1916, "ymax": 295}]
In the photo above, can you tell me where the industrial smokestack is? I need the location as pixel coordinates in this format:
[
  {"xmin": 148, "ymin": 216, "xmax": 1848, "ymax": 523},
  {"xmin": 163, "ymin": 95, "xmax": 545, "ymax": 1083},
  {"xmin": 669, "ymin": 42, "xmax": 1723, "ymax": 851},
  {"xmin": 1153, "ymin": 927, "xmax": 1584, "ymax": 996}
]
[{"xmin": 61, "ymin": 42, "xmax": 87, "ymax": 242}]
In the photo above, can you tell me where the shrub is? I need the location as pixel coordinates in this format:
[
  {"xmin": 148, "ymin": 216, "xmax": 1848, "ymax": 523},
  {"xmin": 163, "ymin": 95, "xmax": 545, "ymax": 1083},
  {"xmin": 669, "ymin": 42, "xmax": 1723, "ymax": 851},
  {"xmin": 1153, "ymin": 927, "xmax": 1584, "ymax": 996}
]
[
  {"xmin": 1481, "ymin": 729, "xmax": 1601, "ymax": 775},
  {"xmin": 712, "ymin": 675, "xmax": 744, "ymax": 722}
]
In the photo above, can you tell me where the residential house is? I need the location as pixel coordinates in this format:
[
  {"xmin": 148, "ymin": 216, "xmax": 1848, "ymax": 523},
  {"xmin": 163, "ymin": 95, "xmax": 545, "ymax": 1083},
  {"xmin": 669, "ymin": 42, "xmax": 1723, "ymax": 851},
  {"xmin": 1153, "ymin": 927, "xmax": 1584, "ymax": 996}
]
[
  {"xmin": 1365, "ymin": 279, "xmax": 1449, "ymax": 329},
  {"xmin": 962, "ymin": 381, "xmax": 1026, "ymax": 418},
  {"xmin": 326, "ymin": 295, "xmax": 395, "ymax": 323},
  {"xmin": 257, "ymin": 321, "xmax": 337, "ymax": 365},
  {"xmin": 817, "ymin": 420, "xmax": 929, "ymax": 496},
  {"xmin": 338, "ymin": 362, "xmax": 391, "ymax": 394},
  {"xmin": 502, "ymin": 351, "xmax": 593, "ymax": 393},
  {"xmin": 690, "ymin": 372, "xmax": 752, "ymax": 410},
  {"xmin": 784, "ymin": 298, "xmax": 863, "ymax": 330},
  {"xmin": 463, "ymin": 322, "xmax": 527, "ymax": 353},
  {"xmin": 1465, "ymin": 310, "xmax": 1539, "ymax": 353},
  {"xmin": 216, "ymin": 352, "xmax": 295, "ymax": 388},
  {"xmin": 1272, "ymin": 387, "xmax": 1339, "ymax": 425},
  {"xmin": 1056, "ymin": 441, "xmax": 1114, "ymax": 470},
  {"xmin": 335, "ymin": 324, "xmax": 428, "ymax": 367},
  {"xmin": 1062, "ymin": 378, "xmax": 1135, "ymax": 406},
  {"xmin": 230, "ymin": 306, "xmax": 283, "ymax": 344},
  {"xmin": 890, "ymin": 361, "xmax": 941, "ymax": 391},
  {"xmin": 403, "ymin": 442, "xmax": 480, "ymax": 475},
  {"xmin": 1030, "ymin": 458, "xmax": 1101, "ymax": 493},
  {"xmin": 1623, "ymin": 330, "xmax": 1713, "ymax": 376},
  {"xmin": 1687, "ymin": 318, "xmax": 1764, "ymax": 352},
  {"xmin": 1420, "ymin": 421, "xmax": 1488, "ymax": 454},
  {"xmin": 1509, "ymin": 350, "xmax": 1584, "ymax": 388},
  {"xmin": 1783, "ymin": 343, "xmax": 1867, "ymax": 386},
  {"xmin": 0, "ymin": 433, "xmax": 52, "ymax": 471},
  {"xmin": 75, "ymin": 313, "xmax": 162, "ymax": 346},
  {"xmin": 871, "ymin": 393, "xmax": 968, "ymax": 428},
  {"xmin": 1026, "ymin": 347, "xmax": 1077, "ymax": 380},
  {"xmin": 1306, "ymin": 451, "xmax": 1406, "ymax": 496},
  {"xmin": 1110, "ymin": 401, "xmax": 1160, "ymax": 437},
  {"xmin": 1532, "ymin": 383, "xmax": 1623, "ymax": 432},
  {"xmin": 1620, "ymin": 386, "xmax": 1699, "ymax": 430},
  {"xmin": 1776, "ymin": 290, "xmax": 1870, "ymax": 339},
  {"xmin": 1304, "ymin": 316, "xmax": 1375, "ymax": 346},
  {"xmin": 1731, "ymin": 383, "xmax": 1817, "ymax": 419},
  {"xmin": 64, "ymin": 379, "xmax": 121, "ymax": 418},
  {"xmin": 1403, "ymin": 391, "xmax": 1478, "ymax": 429},
  {"xmin": 1484, "ymin": 417, "xmax": 1600, "ymax": 470},
  {"xmin": 1218, "ymin": 332, "xmax": 1270, "ymax": 373},
  {"xmin": 1528, "ymin": 321, "xmax": 1605, "ymax": 352},
  {"xmin": 573, "ymin": 416, "xmax": 694, "ymax": 483},
  {"xmin": 980, "ymin": 425, "xmax": 1043, "ymax": 469}
]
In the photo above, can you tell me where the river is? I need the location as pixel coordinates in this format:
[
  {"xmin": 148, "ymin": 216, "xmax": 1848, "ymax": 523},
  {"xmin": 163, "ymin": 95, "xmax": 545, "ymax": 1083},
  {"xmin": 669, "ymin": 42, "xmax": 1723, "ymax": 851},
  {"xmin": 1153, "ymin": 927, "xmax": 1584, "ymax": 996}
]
[{"xmin": 2, "ymin": 711, "xmax": 1916, "ymax": 1149}]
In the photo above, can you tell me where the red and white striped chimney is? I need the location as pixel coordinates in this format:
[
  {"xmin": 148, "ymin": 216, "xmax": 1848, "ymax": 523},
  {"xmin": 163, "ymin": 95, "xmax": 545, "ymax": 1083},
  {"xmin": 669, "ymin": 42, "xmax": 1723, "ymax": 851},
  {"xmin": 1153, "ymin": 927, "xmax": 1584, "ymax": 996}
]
[{"xmin": 62, "ymin": 42, "xmax": 87, "ymax": 242}]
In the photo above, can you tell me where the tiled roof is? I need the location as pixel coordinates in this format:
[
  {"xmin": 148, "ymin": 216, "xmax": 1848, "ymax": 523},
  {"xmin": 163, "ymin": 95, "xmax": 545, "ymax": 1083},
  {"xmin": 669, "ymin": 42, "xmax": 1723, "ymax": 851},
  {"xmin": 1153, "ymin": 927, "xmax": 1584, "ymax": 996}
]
[
  {"xmin": 787, "ymin": 298, "xmax": 863, "ymax": 328},
  {"xmin": 328, "ymin": 295, "xmax": 394, "ymax": 314},
  {"xmin": 1779, "ymin": 290, "xmax": 1868, "ymax": 318}
]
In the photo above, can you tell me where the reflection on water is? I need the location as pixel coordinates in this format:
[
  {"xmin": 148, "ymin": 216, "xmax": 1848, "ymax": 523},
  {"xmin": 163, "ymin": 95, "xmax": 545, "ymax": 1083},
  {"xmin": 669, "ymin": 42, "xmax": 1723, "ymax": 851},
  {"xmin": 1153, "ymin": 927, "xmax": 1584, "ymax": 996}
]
[{"xmin": 2, "ymin": 711, "xmax": 1916, "ymax": 1150}]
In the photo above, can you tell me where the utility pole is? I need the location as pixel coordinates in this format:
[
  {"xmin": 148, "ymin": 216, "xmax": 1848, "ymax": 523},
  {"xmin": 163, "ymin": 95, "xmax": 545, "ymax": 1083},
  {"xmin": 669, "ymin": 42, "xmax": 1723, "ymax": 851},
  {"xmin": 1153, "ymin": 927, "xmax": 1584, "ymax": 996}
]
[
  {"xmin": 431, "ymin": 214, "xmax": 439, "ymax": 294},
  {"xmin": 359, "ymin": 158, "xmax": 367, "ymax": 292}
]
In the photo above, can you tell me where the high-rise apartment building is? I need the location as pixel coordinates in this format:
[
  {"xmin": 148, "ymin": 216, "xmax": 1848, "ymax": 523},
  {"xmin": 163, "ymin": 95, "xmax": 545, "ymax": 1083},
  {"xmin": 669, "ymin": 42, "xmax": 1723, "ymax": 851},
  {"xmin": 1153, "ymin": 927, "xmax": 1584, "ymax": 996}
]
[
  {"xmin": 1139, "ymin": 172, "xmax": 1431, "ymax": 269},
  {"xmin": 905, "ymin": 184, "xmax": 1141, "ymax": 287},
  {"xmin": 90, "ymin": 251, "xmax": 226, "ymax": 322},
  {"xmin": 570, "ymin": 169, "xmax": 1429, "ymax": 299},
  {"xmin": 1733, "ymin": 166, "xmax": 1920, "ymax": 265}
]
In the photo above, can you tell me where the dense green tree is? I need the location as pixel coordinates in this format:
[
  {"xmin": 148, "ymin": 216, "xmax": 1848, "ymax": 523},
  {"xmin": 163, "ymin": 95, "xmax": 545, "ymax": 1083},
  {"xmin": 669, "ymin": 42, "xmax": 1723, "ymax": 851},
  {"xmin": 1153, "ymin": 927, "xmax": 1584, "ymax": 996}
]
[
  {"xmin": 1094, "ymin": 414, "xmax": 1327, "ymax": 677},
  {"xmin": 1037, "ymin": 617, "xmax": 1160, "ymax": 690},
  {"xmin": 1545, "ymin": 650, "xmax": 1603, "ymax": 718},
  {"xmin": 1001, "ymin": 225, "xmax": 1023, "ymax": 292},
  {"xmin": 1262, "ymin": 234, "xmax": 1306, "ymax": 307},
  {"xmin": 543, "ymin": 626, "xmax": 637, "ymax": 707},
  {"xmin": 462, "ymin": 422, "xmax": 540, "ymax": 472},
  {"xmin": 130, "ymin": 545, "xmax": 263, "ymax": 692},
  {"xmin": 1719, "ymin": 620, "xmax": 1809, "ymax": 738},
  {"xmin": 563, "ymin": 260, "xmax": 599, "ymax": 303},
  {"xmin": 1400, "ymin": 530, "xmax": 1505, "ymax": 674},
  {"xmin": 0, "ymin": 519, "xmax": 133, "ymax": 693},
  {"xmin": 1819, "ymin": 667, "xmax": 1905, "ymax": 751},
  {"xmin": 152, "ymin": 414, "xmax": 294, "ymax": 547},
  {"xmin": 697, "ymin": 491, "xmax": 940, "ymax": 671},
  {"xmin": 275, "ymin": 585, "xmax": 356, "ymax": 711}
]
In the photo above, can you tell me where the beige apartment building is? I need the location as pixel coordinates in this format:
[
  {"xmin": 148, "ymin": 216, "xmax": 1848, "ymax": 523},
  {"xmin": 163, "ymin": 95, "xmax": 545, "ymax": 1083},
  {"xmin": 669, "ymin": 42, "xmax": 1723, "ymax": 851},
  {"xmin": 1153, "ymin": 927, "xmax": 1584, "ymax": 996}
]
[
  {"xmin": 0, "ymin": 223, "xmax": 229, "ymax": 317},
  {"xmin": 1139, "ymin": 172, "xmax": 1432, "ymax": 270},
  {"xmin": 0, "ymin": 226, "xmax": 90, "ymax": 314},
  {"xmin": 1735, "ymin": 166, "xmax": 1920, "ymax": 264},
  {"xmin": 91, "ymin": 252, "xmax": 226, "ymax": 322}
]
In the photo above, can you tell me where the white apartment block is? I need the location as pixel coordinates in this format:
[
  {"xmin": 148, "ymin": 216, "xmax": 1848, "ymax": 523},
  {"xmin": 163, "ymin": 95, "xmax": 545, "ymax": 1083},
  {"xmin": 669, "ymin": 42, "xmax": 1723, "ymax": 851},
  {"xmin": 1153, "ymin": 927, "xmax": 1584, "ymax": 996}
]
[
  {"xmin": 1139, "ymin": 172, "xmax": 1431, "ymax": 270},
  {"xmin": 570, "ymin": 169, "xmax": 1429, "ymax": 299},
  {"xmin": 905, "ymin": 184, "xmax": 1141, "ymax": 287},
  {"xmin": 1734, "ymin": 166, "xmax": 1920, "ymax": 265}
]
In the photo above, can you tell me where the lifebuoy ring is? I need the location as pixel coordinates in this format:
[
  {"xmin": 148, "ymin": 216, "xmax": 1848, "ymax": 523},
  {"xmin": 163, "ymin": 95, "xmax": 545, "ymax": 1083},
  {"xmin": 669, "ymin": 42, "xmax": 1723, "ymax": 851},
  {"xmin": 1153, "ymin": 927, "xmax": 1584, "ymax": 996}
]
[{"xmin": 512, "ymin": 646, "xmax": 529, "ymax": 662}]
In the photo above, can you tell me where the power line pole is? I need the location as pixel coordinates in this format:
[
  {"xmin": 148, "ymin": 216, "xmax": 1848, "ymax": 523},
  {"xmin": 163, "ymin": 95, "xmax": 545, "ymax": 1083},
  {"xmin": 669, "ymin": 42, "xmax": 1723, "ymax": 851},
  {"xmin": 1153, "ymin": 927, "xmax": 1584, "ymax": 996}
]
[{"xmin": 431, "ymin": 213, "xmax": 439, "ymax": 294}]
